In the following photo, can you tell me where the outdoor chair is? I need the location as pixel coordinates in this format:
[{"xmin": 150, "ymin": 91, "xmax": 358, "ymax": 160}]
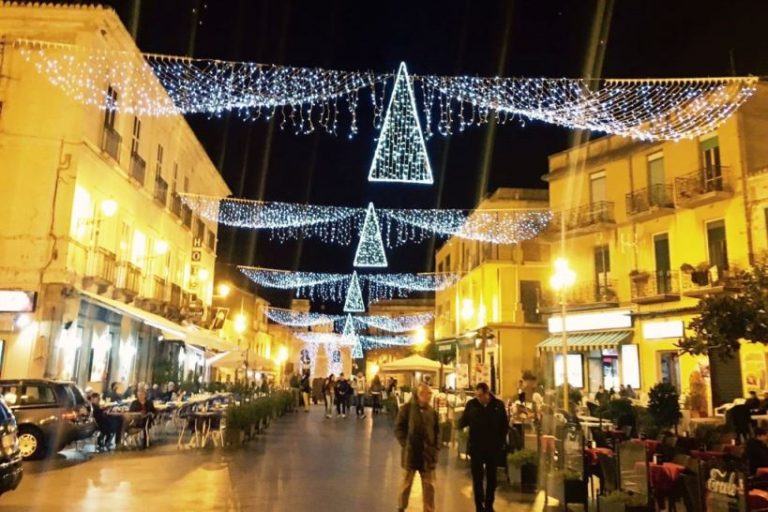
[
  {"xmin": 597, "ymin": 453, "xmax": 618, "ymax": 495},
  {"xmin": 727, "ymin": 404, "xmax": 753, "ymax": 442},
  {"xmin": 590, "ymin": 427, "xmax": 611, "ymax": 448}
]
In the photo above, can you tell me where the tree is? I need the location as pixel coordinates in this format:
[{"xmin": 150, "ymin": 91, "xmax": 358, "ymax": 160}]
[
  {"xmin": 647, "ymin": 382, "xmax": 682, "ymax": 432},
  {"xmin": 677, "ymin": 261, "xmax": 768, "ymax": 359}
]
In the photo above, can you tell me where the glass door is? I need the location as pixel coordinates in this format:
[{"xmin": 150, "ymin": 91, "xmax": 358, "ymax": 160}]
[
  {"xmin": 659, "ymin": 351, "xmax": 681, "ymax": 392},
  {"xmin": 653, "ymin": 233, "xmax": 672, "ymax": 294},
  {"xmin": 647, "ymin": 154, "xmax": 666, "ymax": 206},
  {"xmin": 700, "ymin": 136, "xmax": 722, "ymax": 191}
]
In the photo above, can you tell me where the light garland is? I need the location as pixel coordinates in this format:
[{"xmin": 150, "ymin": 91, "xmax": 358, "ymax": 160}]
[
  {"xmin": 298, "ymin": 342, "xmax": 320, "ymax": 376},
  {"xmin": 354, "ymin": 313, "xmax": 433, "ymax": 333},
  {"xmin": 354, "ymin": 203, "xmax": 388, "ymax": 268},
  {"xmin": 368, "ymin": 62, "xmax": 433, "ymax": 184},
  {"xmin": 324, "ymin": 343, "xmax": 344, "ymax": 377},
  {"xmin": 343, "ymin": 272, "xmax": 366, "ymax": 313},
  {"xmin": 294, "ymin": 332, "xmax": 356, "ymax": 346},
  {"xmin": 13, "ymin": 40, "xmax": 758, "ymax": 141},
  {"xmin": 265, "ymin": 308, "xmax": 336, "ymax": 327},
  {"xmin": 351, "ymin": 339, "xmax": 364, "ymax": 359},
  {"xmin": 264, "ymin": 307, "xmax": 433, "ymax": 333},
  {"xmin": 359, "ymin": 335, "xmax": 419, "ymax": 350},
  {"xmin": 188, "ymin": 194, "xmax": 553, "ymax": 246},
  {"xmin": 341, "ymin": 314, "xmax": 356, "ymax": 337},
  {"xmin": 240, "ymin": 266, "xmax": 460, "ymax": 304}
]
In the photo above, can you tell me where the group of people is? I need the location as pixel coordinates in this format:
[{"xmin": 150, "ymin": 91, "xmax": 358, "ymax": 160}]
[
  {"xmin": 394, "ymin": 382, "xmax": 508, "ymax": 512},
  {"xmin": 594, "ymin": 383, "xmax": 637, "ymax": 405},
  {"xmin": 321, "ymin": 372, "xmax": 384, "ymax": 419},
  {"xmin": 89, "ymin": 382, "xmax": 157, "ymax": 451},
  {"xmin": 102, "ymin": 380, "xmax": 179, "ymax": 404}
]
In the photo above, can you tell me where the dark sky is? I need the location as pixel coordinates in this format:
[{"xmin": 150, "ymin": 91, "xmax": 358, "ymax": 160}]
[{"xmin": 89, "ymin": 0, "xmax": 768, "ymax": 307}]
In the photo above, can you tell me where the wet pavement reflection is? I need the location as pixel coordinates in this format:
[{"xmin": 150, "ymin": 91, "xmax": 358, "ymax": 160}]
[{"xmin": 1, "ymin": 407, "xmax": 537, "ymax": 511}]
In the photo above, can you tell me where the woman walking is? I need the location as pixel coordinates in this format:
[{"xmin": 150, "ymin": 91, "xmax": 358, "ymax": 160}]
[
  {"xmin": 335, "ymin": 373, "xmax": 350, "ymax": 418},
  {"xmin": 370, "ymin": 374, "xmax": 383, "ymax": 415},
  {"xmin": 324, "ymin": 374, "xmax": 336, "ymax": 418}
]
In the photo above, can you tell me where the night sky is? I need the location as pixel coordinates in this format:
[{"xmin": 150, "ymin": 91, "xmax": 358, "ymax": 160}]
[{"xmin": 77, "ymin": 0, "xmax": 768, "ymax": 307}]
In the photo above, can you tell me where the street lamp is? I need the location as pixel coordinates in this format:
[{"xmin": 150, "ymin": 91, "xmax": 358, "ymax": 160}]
[
  {"xmin": 550, "ymin": 257, "xmax": 576, "ymax": 413},
  {"xmin": 216, "ymin": 282, "xmax": 231, "ymax": 298},
  {"xmin": 233, "ymin": 313, "xmax": 247, "ymax": 335}
]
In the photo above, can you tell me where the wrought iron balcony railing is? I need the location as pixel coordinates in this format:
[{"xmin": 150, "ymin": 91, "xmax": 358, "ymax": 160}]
[
  {"xmin": 130, "ymin": 152, "xmax": 147, "ymax": 185},
  {"xmin": 626, "ymin": 184, "xmax": 674, "ymax": 216},
  {"xmin": 549, "ymin": 201, "xmax": 615, "ymax": 234},
  {"xmin": 100, "ymin": 125, "xmax": 122, "ymax": 162},
  {"xmin": 115, "ymin": 261, "xmax": 142, "ymax": 295},
  {"xmin": 630, "ymin": 269, "xmax": 679, "ymax": 303},
  {"xmin": 675, "ymin": 166, "xmax": 730, "ymax": 205},
  {"xmin": 86, "ymin": 247, "xmax": 117, "ymax": 284},
  {"xmin": 540, "ymin": 278, "xmax": 619, "ymax": 311}
]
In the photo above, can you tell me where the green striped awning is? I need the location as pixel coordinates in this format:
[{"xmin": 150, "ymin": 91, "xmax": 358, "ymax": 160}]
[{"xmin": 537, "ymin": 331, "xmax": 633, "ymax": 352}]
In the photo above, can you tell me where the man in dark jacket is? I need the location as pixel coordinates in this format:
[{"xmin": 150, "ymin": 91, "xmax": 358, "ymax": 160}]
[
  {"xmin": 459, "ymin": 382, "xmax": 509, "ymax": 512},
  {"xmin": 394, "ymin": 383, "xmax": 439, "ymax": 512}
]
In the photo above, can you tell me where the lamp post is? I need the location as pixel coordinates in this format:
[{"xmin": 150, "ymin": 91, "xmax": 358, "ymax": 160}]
[{"xmin": 550, "ymin": 257, "xmax": 575, "ymax": 413}]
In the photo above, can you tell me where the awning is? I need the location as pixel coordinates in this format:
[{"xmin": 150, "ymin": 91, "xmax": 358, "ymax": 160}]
[
  {"xmin": 185, "ymin": 328, "xmax": 236, "ymax": 352},
  {"xmin": 79, "ymin": 290, "xmax": 187, "ymax": 340},
  {"xmin": 537, "ymin": 330, "xmax": 633, "ymax": 352},
  {"xmin": 207, "ymin": 350, "xmax": 275, "ymax": 370}
]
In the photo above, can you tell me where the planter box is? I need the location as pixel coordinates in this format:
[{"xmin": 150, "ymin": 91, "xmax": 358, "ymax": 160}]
[
  {"xmin": 225, "ymin": 428, "xmax": 245, "ymax": 448},
  {"xmin": 597, "ymin": 496, "xmax": 648, "ymax": 512},
  {"xmin": 520, "ymin": 462, "xmax": 538, "ymax": 493}
]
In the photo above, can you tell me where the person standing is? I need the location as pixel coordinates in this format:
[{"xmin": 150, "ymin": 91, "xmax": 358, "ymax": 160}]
[
  {"xmin": 335, "ymin": 373, "xmax": 350, "ymax": 418},
  {"xmin": 394, "ymin": 383, "xmax": 440, "ymax": 512},
  {"xmin": 355, "ymin": 372, "xmax": 367, "ymax": 419},
  {"xmin": 516, "ymin": 379, "xmax": 525, "ymax": 404},
  {"xmin": 323, "ymin": 374, "xmax": 336, "ymax": 418},
  {"xmin": 370, "ymin": 374, "xmax": 383, "ymax": 414},
  {"xmin": 300, "ymin": 370, "xmax": 312, "ymax": 412},
  {"xmin": 459, "ymin": 382, "xmax": 509, "ymax": 512}
]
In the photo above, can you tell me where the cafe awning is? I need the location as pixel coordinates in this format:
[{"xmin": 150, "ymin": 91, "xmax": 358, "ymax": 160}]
[{"xmin": 536, "ymin": 330, "xmax": 633, "ymax": 352}]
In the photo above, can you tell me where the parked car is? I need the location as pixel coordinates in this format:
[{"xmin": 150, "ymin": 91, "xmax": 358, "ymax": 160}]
[
  {"xmin": 0, "ymin": 398, "xmax": 22, "ymax": 495},
  {"xmin": 0, "ymin": 380, "xmax": 96, "ymax": 460}
]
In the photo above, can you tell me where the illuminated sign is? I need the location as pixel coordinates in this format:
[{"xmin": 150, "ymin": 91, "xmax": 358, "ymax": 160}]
[
  {"xmin": 0, "ymin": 291, "xmax": 37, "ymax": 313},
  {"xmin": 642, "ymin": 320, "xmax": 684, "ymax": 340},
  {"xmin": 548, "ymin": 309, "xmax": 632, "ymax": 334}
]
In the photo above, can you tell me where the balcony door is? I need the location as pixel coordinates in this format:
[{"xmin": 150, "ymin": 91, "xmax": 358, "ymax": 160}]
[
  {"xmin": 700, "ymin": 135, "xmax": 722, "ymax": 191},
  {"xmin": 647, "ymin": 153, "xmax": 666, "ymax": 206},
  {"xmin": 706, "ymin": 220, "xmax": 729, "ymax": 272},
  {"xmin": 594, "ymin": 244, "xmax": 611, "ymax": 300},
  {"xmin": 589, "ymin": 171, "xmax": 607, "ymax": 222},
  {"xmin": 653, "ymin": 233, "xmax": 672, "ymax": 294}
]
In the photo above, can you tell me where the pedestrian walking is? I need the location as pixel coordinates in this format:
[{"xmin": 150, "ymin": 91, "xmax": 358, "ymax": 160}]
[
  {"xmin": 335, "ymin": 373, "xmax": 350, "ymax": 418},
  {"xmin": 300, "ymin": 370, "xmax": 311, "ymax": 412},
  {"xmin": 459, "ymin": 382, "xmax": 509, "ymax": 512},
  {"xmin": 394, "ymin": 383, "xmax": 439, "ymax": 512},
  {"xmin": 370, "ymin": 374, "xmax": 383, "ymax": 414},
  {"xmin": 324, "ymin": 374, "xmax": 336, "ymax": 418},
  {"xmin": 354, "ymin": 372, "xmax": 367, "ymax": 419}
]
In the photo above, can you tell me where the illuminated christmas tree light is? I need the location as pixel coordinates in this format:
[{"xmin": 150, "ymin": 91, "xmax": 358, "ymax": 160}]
[
  {"xmin": 354, "ymin": 203, "xmax": 388, "ymax": 268},
  {"xmin": 368, "ymin": 62, "xmax": 433, "ymax": 184},
  {"xmin": 343, "ymin": 272, "xmax": 365, "ymax": 312},
  {"xmin": 351, "ymin": 339, "xmax": 363, "ymax": 359}
]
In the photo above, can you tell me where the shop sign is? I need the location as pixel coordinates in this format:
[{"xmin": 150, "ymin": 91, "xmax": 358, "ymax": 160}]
[
  {"xmin": 0, "ymin": 291, "xmax": 36, "ymax": 313},
  {"xmin": 548, "ymin": 309, "xmax": 632, "ymax": 334},
  {"xmin": 706, "ymin": 468, "xmax": 738, "ymax": 497},
  {"xmin": 642, "ymin": 320, "xmax": 684, "ymax": 340},
  {"xmin": 705, "ymin": 468, "xmax": 742, "ymax": 512}
]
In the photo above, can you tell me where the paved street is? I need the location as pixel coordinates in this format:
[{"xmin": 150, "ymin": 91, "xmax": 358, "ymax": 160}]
[{"xmin": 1, "ymin": 407, "xmax": 537, "ymax": 511}]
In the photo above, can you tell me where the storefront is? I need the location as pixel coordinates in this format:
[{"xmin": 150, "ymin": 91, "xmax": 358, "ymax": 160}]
[{"xmin": 538, "ymin": 309, "xmax": 638, "ymax": 396}]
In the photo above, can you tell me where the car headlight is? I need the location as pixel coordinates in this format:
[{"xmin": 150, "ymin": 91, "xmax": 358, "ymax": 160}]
[{"xmin": 0, "ymin": 433, "xmax": 18, "ymax": 456}]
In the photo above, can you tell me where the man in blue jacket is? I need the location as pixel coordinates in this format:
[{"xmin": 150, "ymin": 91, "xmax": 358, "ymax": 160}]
[{"xmin": 459, "ymin": 382, "xmax": 509, "ymax": 512}]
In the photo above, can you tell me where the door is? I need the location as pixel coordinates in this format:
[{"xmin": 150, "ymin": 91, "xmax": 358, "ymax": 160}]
[
  {"xmin": 590, "ymin": 171, "xmax": 608, "ymax": 222},
  {"xmin": 653, "ymin": 233, "xmax": 672, "ymax": 294},
  {"xmin": 659, "ymin": 351, "xmax": 681, "ymax": 393},
  {"xmin": 706, "ymin": 220, "xmax": 729, "ymax": 272},
  {"xmin": 700, "ymin": 136, "xmax": 722, "ymax": 191},
  {"xmin": 594, "ymin": 245, "xmax": 611, "ymax": 300},
  {"xmin": 647, "ymin": 154, "xmax": 666, "ymax": 206}
]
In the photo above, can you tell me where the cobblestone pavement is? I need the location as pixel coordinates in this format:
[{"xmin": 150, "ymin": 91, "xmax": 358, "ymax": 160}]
[{"xmin": 0, "ymin": 406, "xmax": 539, "ymax": 511}]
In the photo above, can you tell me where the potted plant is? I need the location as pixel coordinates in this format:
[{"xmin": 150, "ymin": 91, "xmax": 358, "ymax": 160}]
[
  {"xmin": 598, "ymin": 490, "xmax": 648, "ymax": 512},
  {"xmin": 648, "ymin": 382, "xmax": 682, "ymax": 433},
  {"xmin": 507, "ymin": 448, "xmax": 538, "ymax": 492},
  {"xmin": 629, "ymin": 269, "xmax": 650, "ymax": 283}
]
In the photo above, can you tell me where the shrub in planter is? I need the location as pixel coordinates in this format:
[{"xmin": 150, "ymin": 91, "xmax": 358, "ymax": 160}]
[
  {"xmin": 648, "ymin": 382, "xmax": 682, "ymax": 433},
  {"xmin": 507, "ymin": 449, "xmax": 538, "ymax": 492},
  {"xmin": 598, "ymin": 490, "xmax": 647, "ymax": 512}
]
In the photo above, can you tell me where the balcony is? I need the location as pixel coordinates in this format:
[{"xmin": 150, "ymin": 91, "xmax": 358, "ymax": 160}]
[
  {"xmin": 154, "ymin": 176, "xmax": 169, "ymax": 206},
  {"xmin": 84, "ymin": 247, "xmax": 117, "ymax": 288},
  {"xmin": 548, "ymin": 201, "xmax": 615, "ymax": 238},
  {"xmin": 630, "ymin": 270, "xmax": 680, "ymax": 304},
  {"xmin": 181, "ymin": 203, "xmax": 193, "ymax": 229},
  {"xmin": 681, "ymin": 266, "xmax": 739, "ymax": 297},
  {"xmin": 100, "ymin": 125, "xmax": 121, "ymax": 163},
  {"xmin": 675, "ymin": 166, "xmax": 732, "ymax": 208},
  {"xmin": 115, "ymin": 261, "xmax": 142, "ymax": 298},
  {"xmin": 540, "ymin": 278, "xmax": 619, "ymax": 313},
  {"xmin": 170, "ymin": 192, "xmax": 182, "ymax": 218},
  {"xmin": 170, "ymin": 283, "xmax": 183, "ymax": 308},
  {"xmin": 148, "ymin": 276, "xmax": 167, "ymax": 304},
  {"xmin": 626, "ymin": 184, "xmax": 675, "ymax": 221},
  {"xmin": 129, "ymin": 152, "xmax": 146, "ymax": 185}
]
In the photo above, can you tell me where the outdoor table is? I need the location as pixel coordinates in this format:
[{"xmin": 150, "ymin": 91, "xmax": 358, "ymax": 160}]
[
  {"xmin": 180, "ymin": 410, "xmax": 224, "ymax": 449},
  {"xmin": 584, "ymin": 446, "xmax": 613, "ymax": 466},
  {"xmin": 749, "ymin": 489, "xmax": 768, "ymax": 510},
  {"xmin": 631, "ymin": 438, "xmax": 661, "ymax": 455},
  {"xmin": 757, "ymin": 467, "xmax": 768, "ymax": 478},
  {"xmin": 108, "ymin": 411, "xmax": 148, "ymax": 447},
  {"xmin": 649, "ymin": 462, "xmax": 685, "ymax": 509}
]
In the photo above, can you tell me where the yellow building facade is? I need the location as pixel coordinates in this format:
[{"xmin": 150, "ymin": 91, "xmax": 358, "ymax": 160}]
[
  {"xmin": 0, "ymin": 4, "xmax": 232, "ymax": 391},
  {"xmin": 542, "ymin": 83, "xmax": 768, "ymax": 408},
  {"xmin": 434, "ymin": 188, "xmax": 551, "ymax": 398}
]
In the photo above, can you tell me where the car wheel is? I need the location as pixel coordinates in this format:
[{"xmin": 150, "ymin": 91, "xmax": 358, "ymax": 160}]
[{"xmin": 17, "ymin": 427, "xmax": 45, "ymax": 460}]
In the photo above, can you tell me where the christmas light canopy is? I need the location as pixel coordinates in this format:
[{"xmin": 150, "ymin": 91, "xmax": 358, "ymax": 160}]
[
  {"xmin": 351, "ymin": 339, "xmax": 364, "ymax": 359},
  {"xmin": 14, "ymin": 39, "xmax": 758, "ymax": 141},
  {"xmin": 186, "ymin": 194, "xmax": 553, "ymax": 246},
  {"xmin": 368, "ymin": 62, "xmax": 433, "ymax": 184},
  {"xmin": 343, "ymin": 272, "xmax": 366, "ymax": 313},
  {"xmin": 264, "ymin": 308, "xmax": 433, "ymax": 332},
  {"xmin": 354, "ymin": 313, "xmax": 434, "ymax": 333},
  {"xmin": 265, "ymin": 308, "xmax": 336, "ymax": 327},
  {"xmin": 354, "ymin": 203, "xmax": 388, "ymax": 268}
]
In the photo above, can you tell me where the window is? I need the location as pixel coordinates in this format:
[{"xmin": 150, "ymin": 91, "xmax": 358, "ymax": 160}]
[
  {"xmin": 0, "ymin": 384, "xmax": 57, "ymax": 406},
  {"xmin": 155, "ymin": 145, "xmax": 164, "ymax": 178},
  {"xmin": 653, "ymin": 233, "xmax": 673, "ymax": 294},
  {"xmin": 437, "ymin": 261, "xmax": 443, "ymax": 274},
  {"xmin": 706, "ymin": 220, "xmax": 728, "ymax": 270},
  {"xmin": 206, "ymin": 229, "xmax": 216, "ymax": 251},
  {"xmin": 184, "ymin": 176, "xmax": 190, "ymax": 193},
  {"xmin": 445, "ymin": 255, "xmax": 451, "ymax": 272},
  {"xmin": 589, "ymin": 170, "xmax": 607, "ymax": 204},
  {"xmin": 172, "ymin": 163, "xmax": 179, "ymax": 193},
  {"xmin": 520, "ymin": 281, "xmax": 541, "ymax": 323},
  {"xmin": 194, "ymin": 218, "xmax": 205, "ymax": 240},
  {"xmin": 130, "ymin": 117, "xmax": 141, "ymax": 155},
  {"xmin": 700, "ymin": 135, "xmax": 723, "ymax": 191},
  {"xmin": 647, "ymin": 153, "xmax": 666, "ymax": 205},
  {"xmin": 104, "ymin": 86, "xmax": 118, "ymax": 128},
  {"xmin": 594, "ymin": 245, "xmax": 611, "ymax": 295}
]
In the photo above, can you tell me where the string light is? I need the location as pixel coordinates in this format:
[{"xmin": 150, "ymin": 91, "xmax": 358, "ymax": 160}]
[
  {"xmin": 351, "ymin": 339, "xmax": 364, "ymax": 359},
  {"xmin": 298, "ymin": 342, "xmax": 320, "ymax": 376},
  {"xmin": 324, "ymin": 343, "xmax": 343, "ymax": 376},
  {"xmin": 354, "ymin": 313, "xmax": 433, "ymax": 333},
  {"xmin": 240, "ymin": 266, "xmax": 460, "ymax": 304},
  {"xmin": 265, "ymin": 308, "xmax": 336, "ymax": 327},
  {"xmin": 187, "ymin": 194, "xmax": 553, "ymax": 245},
  {"xmin": 359, "ymin": 335, "xmax": 420, "ymax": 350},
  {"xmin": 343, "ymin": 272, "xmax": 365, "ymax": 313},
  {"xmin": 342, "ymin": 314, "xmax": 356, "ymax": 337},
  {"xmin": 294, "ymin": 332, "xmax": 356, "ymax": 346},
  {"xmin": 264, "ymin": 307, "xmax": 433, "ymax": 332},
  {"xmin": 14, "ymin": 40, "xmax": 758, "ymax": 141},
  {"xmin": 368, "ymin": 62, "xmax": 433, "ymax": 184},
  {"xmin": 354, "ymin": 203, "xmax": 388, "ymax": 268}
]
